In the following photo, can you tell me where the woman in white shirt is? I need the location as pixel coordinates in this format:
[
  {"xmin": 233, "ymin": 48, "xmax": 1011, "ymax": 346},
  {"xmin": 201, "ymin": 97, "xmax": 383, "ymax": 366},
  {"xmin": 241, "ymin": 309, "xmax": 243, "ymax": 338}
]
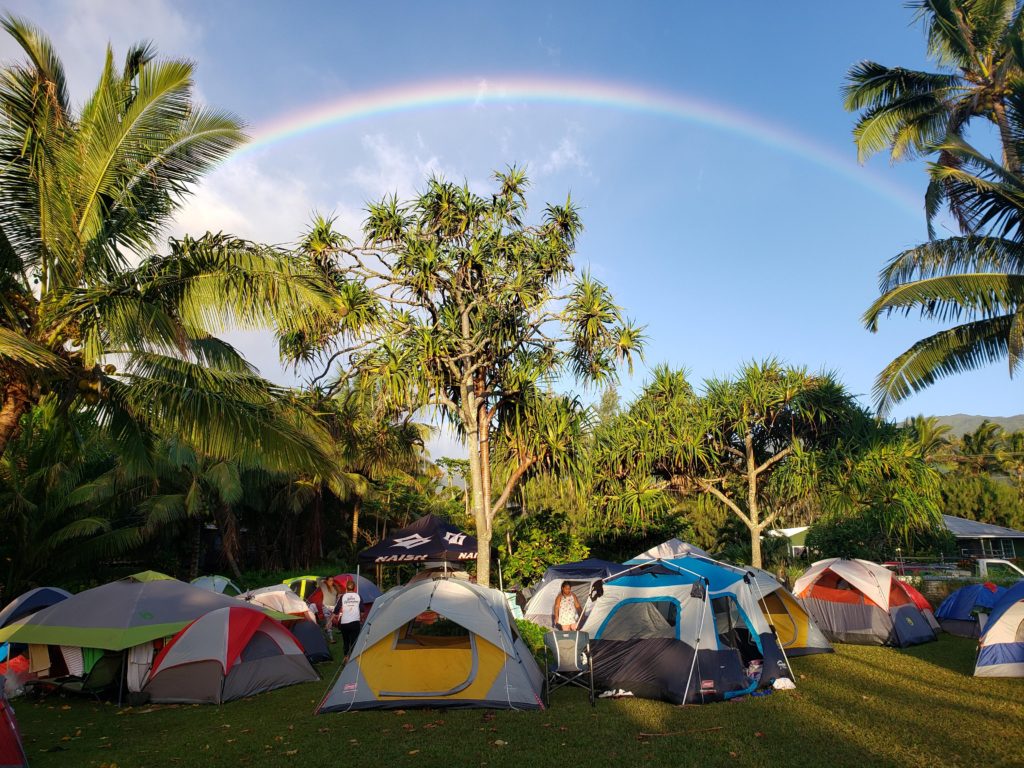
[{"xmin": 338, "ymin": 581, "xmax": 362, "ymax": 662}]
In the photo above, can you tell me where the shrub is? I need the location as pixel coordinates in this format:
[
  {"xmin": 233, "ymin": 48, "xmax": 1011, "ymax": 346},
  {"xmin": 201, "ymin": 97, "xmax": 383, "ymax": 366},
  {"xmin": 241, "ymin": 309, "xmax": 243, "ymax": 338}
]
[{"xmin": 515, "ymin": 618, "xmax": 549, "ymax": 663}]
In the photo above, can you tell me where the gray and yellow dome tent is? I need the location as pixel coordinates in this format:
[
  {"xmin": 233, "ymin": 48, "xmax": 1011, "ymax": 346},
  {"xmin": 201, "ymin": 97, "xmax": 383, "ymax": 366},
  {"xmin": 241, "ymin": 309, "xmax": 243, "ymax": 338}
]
[{"xmin": 318, "ymin": 578, "xmax": 543, "ymax": 712}]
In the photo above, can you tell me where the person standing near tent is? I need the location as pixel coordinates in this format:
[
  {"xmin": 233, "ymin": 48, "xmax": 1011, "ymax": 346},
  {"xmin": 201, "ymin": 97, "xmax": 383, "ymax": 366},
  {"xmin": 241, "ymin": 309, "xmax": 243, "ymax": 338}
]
[
  {"xmin": 338, "ymin": 581, "xmax": 361, "ymax": 663},
  {"xmin": 318, "ymin": 577, "xmax": 342, "ymax": 644},
  {"xmin": 553, "ymin": 582, "xmax": 582, "ymax": 631}
]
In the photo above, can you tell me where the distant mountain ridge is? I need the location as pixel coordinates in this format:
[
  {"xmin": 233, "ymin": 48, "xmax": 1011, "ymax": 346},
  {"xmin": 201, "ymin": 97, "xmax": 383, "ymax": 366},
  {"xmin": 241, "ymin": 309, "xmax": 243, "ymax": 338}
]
[{"xmin": 928, "ymin": 414, "xmax": 1024, "ymax": 438}]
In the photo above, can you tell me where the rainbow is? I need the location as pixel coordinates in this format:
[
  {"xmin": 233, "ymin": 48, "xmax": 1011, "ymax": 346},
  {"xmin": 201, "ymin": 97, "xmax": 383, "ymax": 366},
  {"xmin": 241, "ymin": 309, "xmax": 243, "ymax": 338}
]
[{"xmin": 239, "ymin": 76, "xmax": 922, "ymax": 215}]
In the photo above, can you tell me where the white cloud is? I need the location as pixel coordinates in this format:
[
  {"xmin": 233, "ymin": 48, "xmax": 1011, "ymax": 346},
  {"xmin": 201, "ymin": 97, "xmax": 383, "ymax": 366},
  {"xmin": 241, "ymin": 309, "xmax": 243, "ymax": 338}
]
[
  {"xmin": 168, "ymin": 158, "xmax": 314, "ymax": 247},
  {"xmin": 540, "ymin": 135, "xmax": 588, "ymax": 176},
  {"xmin": 474, "ymin": 78, "xmax": 489, "ymax": 107},
  {"xmin": 347, "ymin": 133, "xmax": 449, "ymax": 199}
]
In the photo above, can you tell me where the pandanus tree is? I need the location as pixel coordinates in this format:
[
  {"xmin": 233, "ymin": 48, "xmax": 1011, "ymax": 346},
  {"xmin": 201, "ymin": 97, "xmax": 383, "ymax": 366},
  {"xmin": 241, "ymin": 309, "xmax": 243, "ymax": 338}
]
[
  {"xmin": 0, "ymin": 15, "xmax": 334, "ymax": 470},
  {"xmin": 284, "ymin": 169, "xmax": 643, "ymax": 586},
  {"xmin": 595, "ymin": 362, "xmax": 853, "ymax": 568}
]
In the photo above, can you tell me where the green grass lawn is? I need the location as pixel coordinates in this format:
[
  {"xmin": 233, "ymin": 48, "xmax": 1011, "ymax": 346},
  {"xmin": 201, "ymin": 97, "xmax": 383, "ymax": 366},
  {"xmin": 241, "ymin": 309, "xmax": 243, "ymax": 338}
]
[{"xmin": 13, "ymin": 635, "xmax": 1023, "ymax": 768}]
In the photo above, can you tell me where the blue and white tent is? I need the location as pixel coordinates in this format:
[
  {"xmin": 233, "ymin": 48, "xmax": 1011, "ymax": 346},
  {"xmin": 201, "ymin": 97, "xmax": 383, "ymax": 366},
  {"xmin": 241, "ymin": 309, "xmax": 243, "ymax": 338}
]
[
  {"xmin": 579, "ymin": 557, "xmax": 793, "ymax": 704},
  {"xmin": 975, "ymin": 581, "xmax": 1024, "ymax": 677},
  {"xmin": 935, "ymin": 583, "xmax": 1007, "ymax": 637}
]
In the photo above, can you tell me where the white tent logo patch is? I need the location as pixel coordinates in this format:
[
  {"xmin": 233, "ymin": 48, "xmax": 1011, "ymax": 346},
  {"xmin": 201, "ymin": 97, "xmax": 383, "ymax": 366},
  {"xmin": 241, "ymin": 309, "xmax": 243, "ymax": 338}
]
[
  {"xmin": 443, "ymin": 532, "xmax": 467, "ymax": 546},
  {"xmin": 393, "ymin": 533, "xmax": 432, "ymax": 549}
]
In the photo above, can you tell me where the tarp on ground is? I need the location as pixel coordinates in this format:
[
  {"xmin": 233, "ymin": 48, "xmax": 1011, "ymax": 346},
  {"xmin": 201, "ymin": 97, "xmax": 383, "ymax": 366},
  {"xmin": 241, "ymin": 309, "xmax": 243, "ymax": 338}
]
[
  {"xmin": 358, "ymin": 515, "xmax": 477, "ymax": 565},
  {"xmin": 0, "ymin": 573, "xmax": 287, "ymax": 651}
]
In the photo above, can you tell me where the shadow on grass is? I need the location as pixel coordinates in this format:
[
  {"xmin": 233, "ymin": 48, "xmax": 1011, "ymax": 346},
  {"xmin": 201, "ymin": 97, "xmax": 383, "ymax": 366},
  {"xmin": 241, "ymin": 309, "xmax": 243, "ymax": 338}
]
[
  {"xmin": 899, "ymin": 633, "xmax": 976, "ymax": 676},
  {"xmin": 13, "ymin": 639, "xmax": 1024, "ymax": 768}
]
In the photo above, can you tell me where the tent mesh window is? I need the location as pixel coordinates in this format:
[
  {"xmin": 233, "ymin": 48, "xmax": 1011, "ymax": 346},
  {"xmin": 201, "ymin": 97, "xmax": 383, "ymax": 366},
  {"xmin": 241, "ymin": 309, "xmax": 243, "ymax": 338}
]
[
  {"xmin": 396, "ymin": 614, "xmax": 471, "ymax": 649},
  {"xmin": 600, "ymin": 599, "xmax": 678, "ymax": 641}
]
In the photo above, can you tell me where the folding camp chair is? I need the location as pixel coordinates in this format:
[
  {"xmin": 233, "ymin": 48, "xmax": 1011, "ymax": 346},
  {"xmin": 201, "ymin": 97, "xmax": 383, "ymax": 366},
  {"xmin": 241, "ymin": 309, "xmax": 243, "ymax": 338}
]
[
  {"xmin": 542, "ymin": 630, "xmax": 595, "ymax": 706},
  {"xmin": 24, "ymin": 652, "xmax": 123, "ymax": 701}
]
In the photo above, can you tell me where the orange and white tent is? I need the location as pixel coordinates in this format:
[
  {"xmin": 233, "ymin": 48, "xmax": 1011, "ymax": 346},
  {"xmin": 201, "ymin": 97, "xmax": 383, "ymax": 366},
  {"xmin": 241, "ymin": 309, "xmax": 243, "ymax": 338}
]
[{"xmin": 793, "ymin": 558, "xmax": 937, "ymax": 647}]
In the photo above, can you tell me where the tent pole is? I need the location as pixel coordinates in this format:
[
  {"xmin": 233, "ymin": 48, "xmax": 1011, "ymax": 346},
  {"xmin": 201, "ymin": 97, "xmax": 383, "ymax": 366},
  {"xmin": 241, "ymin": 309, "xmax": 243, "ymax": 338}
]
[
  {"xmin": 497, "ymin": 558, "xmax": 504, "ymax": 592},
  {"xmin": 682, "ymin": 578, "xmax": 708, "ymax": 705},
  {"xmin": 752, "ymin": 577, "xmax": 793, "ymax": 677},
  {"xmin": 118, "ymin": 650, "xmax": 126, "ymax": 707}
]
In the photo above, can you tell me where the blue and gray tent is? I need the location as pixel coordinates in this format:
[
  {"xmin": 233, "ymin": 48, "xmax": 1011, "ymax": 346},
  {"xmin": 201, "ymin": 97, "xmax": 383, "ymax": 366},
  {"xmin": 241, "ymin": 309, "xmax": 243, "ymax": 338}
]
[
  {"xmin": 0, "ymin": 587, "xmax": 71, "ymax": 663},
  {"xmin": 579, "ymin": 557, "xmax": 794, "ymax": 704},
  {"xmin": 935, "ymin": 583, "xmax": 1007, "ymax": 638}
]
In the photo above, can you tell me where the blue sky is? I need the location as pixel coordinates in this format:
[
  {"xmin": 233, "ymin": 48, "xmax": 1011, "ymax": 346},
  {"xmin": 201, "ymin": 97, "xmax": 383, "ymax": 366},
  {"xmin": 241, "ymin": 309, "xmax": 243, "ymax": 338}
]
[{"xmin": 3, "ymin": 1, "xmax": 1019, "ymax": 456}]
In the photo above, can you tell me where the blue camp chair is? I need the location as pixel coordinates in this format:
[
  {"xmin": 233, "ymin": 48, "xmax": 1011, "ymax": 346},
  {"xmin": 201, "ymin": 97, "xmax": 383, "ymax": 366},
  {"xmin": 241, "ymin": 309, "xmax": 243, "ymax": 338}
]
[{"xmin": 543, "ymin": 630, "xmax": 595, "ymax": 706}]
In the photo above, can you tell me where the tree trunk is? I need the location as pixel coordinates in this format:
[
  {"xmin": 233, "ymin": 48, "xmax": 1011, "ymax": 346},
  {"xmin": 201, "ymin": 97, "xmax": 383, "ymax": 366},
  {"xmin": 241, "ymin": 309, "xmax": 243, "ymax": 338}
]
[
  {"xmin": 0, "ymin": 379, "xmax": 33, "ymax": 459},
  {"xmin": 463, "ymin": 388, "xmax": 492, "ymax": 587},
  {"xmin": 188, "ymin": 520, "xmax": 202, "ymax": 580},
  {"xmin": 749, "ymin": 524, "xmax": 763, "ymax": 570},
  {"xmin": 746, "ymin": 433, "xmax": 763, "ymax": 569},
  {"xmin": 351, "ymin": 496, "xmax": 362, "ymax": 546},
  {"xmin": 214, "ymin": 507, "xmax": 245, "ymax": 583}
]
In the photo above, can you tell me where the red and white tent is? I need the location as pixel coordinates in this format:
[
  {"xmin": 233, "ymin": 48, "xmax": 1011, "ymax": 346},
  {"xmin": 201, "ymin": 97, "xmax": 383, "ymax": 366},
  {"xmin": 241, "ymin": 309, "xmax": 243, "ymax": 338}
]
[{"xmin": 143, "ymin": 606, "xmax": 317, "ymax": 704}]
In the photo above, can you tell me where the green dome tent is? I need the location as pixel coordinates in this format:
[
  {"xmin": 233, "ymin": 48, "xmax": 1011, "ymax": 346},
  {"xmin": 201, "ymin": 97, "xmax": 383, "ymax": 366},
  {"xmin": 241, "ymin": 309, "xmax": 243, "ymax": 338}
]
[{"xmin": 0, "ymin": 573, "xmax": 286, "ymax": 651}]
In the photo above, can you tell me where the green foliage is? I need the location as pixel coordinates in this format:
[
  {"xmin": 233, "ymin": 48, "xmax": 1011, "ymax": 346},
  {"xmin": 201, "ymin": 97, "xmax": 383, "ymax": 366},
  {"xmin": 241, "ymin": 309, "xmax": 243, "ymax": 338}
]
[
  {"xmin": 288, "ymin": 168, "xmax": 643, "ymax": 586},
  {"xmin": 806, "ymin": 511, "xmax": 956, "ymax": 560},
  {"xmin": 939, "ymin": 473, "xmax": 1022, "ymax": 529},
  {"xmin": 806, "ymin": 515, "xmax": 894, "ymax": 560},
  {"xmin": 514, "ymin": 618, "xmax": 549, "ymax": 663},
  {"xmin": 502, "ymin": 510, "xmax": 589, "ymax": 589},
  {"xmin": 0, "ymin": 17, "xmax": 337, "ymax": 475}
]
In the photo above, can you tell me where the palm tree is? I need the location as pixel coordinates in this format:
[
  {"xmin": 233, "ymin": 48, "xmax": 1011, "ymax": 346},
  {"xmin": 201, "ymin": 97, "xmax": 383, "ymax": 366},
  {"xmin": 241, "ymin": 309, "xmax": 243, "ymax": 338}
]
[
  {"xmin": 328, "ymin": 385, "xmax": 428, "ymax": 546},
  {"xmin": 844, "ymin": 1, "xmax": 1024, "ymax": 169},
  {"xmin": 0, "ymin": 398, "xmax": 142, "ymax": 598},
  {"xmin": 863, "ymin": 134, "xmax": 1024, "ymax": 412},
  {"xmin": 907, "ymin": 415, "xmax": 953, "ymax": 462},
  {"xmin": 997, "ymin": 429, "xmax": 1024, "ymax": 501},
  {"xmin": 845, "ymin": 0, "xmax": 1024, "ymax": 239},
  {"xmin": 0, "ymin": 16, "xmax": 334, "ymax": 469},
  {"xmin": 957, "ymin": 419, "xmax": 1005, "ymax": 475}
]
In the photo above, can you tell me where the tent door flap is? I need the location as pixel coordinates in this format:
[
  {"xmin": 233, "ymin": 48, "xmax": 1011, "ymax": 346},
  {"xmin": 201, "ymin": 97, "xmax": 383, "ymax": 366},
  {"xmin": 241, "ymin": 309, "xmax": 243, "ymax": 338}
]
[{"xmin": 378, "ymin": 634, "xmax": 479, "ymax": 697}]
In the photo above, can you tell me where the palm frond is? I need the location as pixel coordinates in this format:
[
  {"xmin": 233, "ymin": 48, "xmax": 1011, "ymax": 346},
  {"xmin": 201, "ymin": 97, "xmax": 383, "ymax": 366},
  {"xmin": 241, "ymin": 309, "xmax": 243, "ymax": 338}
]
[{"xmin": 874, "ymin": 315, "xmax": 1013, "ymax": 414}]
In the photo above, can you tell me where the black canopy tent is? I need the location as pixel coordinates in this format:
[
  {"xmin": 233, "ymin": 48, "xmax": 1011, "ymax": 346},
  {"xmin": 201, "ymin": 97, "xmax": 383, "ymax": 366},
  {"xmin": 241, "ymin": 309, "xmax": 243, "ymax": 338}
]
[{"xmin": 358, "ymin": 514, "xmax": 478, "ymax": 565}]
